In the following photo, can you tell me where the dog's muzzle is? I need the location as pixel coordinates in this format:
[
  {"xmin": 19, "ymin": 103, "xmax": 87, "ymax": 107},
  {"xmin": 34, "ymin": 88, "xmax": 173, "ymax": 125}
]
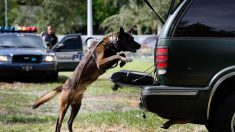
[
  {"xmin": 136, "ymin": 43, "xmax": 141, "ymax": 49},
  {"xmin": 131, "ymin": 43, "xmax": 141, "ymax": 52}
]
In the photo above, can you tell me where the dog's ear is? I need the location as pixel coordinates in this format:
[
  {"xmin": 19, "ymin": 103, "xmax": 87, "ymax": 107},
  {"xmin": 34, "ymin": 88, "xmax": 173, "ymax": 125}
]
[
  {"xmin": 127, "ymin": 27, "xmax": 134, "ymax": 34},
  {"xmin": 119, "ymin": 27, "xmax": 124, "ymax": 35}
]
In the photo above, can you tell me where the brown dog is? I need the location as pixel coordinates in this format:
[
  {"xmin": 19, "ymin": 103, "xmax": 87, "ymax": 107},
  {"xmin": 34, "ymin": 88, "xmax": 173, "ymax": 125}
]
[{"xmin": 33, "ymin": 27, "xmax": 141, "ymax": 132}]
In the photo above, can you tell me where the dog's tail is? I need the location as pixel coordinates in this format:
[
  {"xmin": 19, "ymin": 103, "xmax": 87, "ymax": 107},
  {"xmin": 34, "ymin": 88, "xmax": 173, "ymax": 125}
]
[{"xmin": 32, "ymin": 85, "xmax": 62, "ymax": 109}]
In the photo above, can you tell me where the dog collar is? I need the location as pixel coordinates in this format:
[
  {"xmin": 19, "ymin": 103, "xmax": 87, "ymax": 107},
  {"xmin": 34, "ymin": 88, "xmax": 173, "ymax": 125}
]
[{"xmin": 90, "ymin": 33, "xmax": 121, "ymax": 60}]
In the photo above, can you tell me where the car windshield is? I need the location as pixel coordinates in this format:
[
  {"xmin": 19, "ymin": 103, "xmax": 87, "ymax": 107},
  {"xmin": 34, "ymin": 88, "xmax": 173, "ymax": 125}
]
[{"xmin": 0, "ymin": 34, "xmax": 47, "ymax": 49}]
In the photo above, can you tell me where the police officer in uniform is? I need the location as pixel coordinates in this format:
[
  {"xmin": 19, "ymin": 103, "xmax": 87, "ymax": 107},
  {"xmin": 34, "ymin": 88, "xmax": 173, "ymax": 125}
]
[{"xmin": 42, "ymin": 26, "xmax": 58, "ymax": 49}]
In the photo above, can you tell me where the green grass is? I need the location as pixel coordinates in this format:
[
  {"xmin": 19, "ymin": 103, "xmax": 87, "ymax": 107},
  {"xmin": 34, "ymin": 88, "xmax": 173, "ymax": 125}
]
[{"xmin": 0, "ymin": 58, "xmax": 207, "ymax": 132}]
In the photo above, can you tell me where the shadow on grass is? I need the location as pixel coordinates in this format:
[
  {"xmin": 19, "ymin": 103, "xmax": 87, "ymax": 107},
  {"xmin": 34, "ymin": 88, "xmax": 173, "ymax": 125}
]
[
  {"xmin": 0, "ymin": 114, "xmax": 56, "ymax": 124},
  {"xmin": 0, "ymin": 75, "xmax": 69, "ymax": 84}
]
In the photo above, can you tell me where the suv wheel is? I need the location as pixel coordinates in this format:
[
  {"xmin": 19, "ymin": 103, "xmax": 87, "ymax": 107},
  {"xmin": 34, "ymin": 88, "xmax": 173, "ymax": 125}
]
[
  {"xmin": 205, "ymin": 121, "xmax": 213, "ymax": 132},
  {"xmin": 213, "ymin": 93, "xmax": 235, "ymax": 132}
]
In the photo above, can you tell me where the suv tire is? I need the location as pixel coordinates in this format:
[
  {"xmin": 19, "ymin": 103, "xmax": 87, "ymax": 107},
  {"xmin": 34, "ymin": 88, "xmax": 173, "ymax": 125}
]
[
  {"xmin": 213, "ymin": 92, "xmax": 235, "ymax": 132},
  {"xmin": 205, "ymin": 121, "xmax": 213, "ymax": 132}
]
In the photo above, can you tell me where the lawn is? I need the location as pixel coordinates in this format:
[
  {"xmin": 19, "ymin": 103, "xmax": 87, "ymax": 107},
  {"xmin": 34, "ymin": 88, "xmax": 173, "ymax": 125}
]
[{"xmin": 0, "ymin": 57, "xmax": 207, "ymax": 132}]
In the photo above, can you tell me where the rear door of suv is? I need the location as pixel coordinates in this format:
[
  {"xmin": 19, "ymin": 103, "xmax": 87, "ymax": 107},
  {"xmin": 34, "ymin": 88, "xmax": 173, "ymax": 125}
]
[{"xmin": 159, "ymin": 0, "xmax": 235, "ymax": 87}]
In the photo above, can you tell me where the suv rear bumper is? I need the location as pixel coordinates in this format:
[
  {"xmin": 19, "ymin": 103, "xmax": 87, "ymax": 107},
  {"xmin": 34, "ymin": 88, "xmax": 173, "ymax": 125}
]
[{"xmin": 140, "ymin": 85, "xmax": 210, "ymax": 121}]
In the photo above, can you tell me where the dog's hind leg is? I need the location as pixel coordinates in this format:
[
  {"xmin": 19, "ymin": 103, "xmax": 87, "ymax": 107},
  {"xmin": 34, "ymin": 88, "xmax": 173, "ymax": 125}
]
[
  {"xmin": 67, "ymin": 102, "xmax": 82, "ymax": 132},
  {"xmin": 55, "ymin": 103, "xmax": 69, "ymax": 132}
]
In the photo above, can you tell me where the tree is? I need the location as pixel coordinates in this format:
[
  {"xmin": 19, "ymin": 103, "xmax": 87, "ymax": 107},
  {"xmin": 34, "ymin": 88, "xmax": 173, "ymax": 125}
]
[
  {"xmin": 10, "ymin": 5, "xmax": 41, "ymax": 26},
  {"xmin": 0, "ymin": 0, "xmax": 18, "ymax": 26},
  {"xmin": 101, "ymin": 0, "xmax": 171, "ymax": 34},
  {"xmin": 100, "ymin": 0, "xmax": 144, "ymax": 34},
  {"xmin": 1, "ymin": 0, "xmax": 86, "ymax": 34},
  {"xmin": 35, "ymin": 0, "xmax": 85, "ymax": 34},
  {"xmin": 0, "ymin": 0, "xmax": 171, "ymax": 35}
]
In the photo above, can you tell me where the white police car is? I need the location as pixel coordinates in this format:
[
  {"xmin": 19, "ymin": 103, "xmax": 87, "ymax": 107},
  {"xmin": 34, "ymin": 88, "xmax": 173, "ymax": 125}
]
[
  {"xmin": 52, "ymin": 34, "xmax": 83, "ymax": 71},
  {"xmin": 0, "ymin": 26, "xmax": 58, "ymax": 81}
]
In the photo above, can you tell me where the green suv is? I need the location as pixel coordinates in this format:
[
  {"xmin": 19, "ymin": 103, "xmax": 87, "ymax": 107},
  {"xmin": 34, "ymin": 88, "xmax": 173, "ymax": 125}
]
[{"xmin": 140, "ymin": 0, "xmax": 235, "ymax": 131}]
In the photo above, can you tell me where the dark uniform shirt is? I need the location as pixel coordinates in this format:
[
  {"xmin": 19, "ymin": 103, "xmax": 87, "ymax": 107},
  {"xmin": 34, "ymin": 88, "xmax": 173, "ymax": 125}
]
[{"xmin": 42, "ymin": 32, "xmax": 58, "ymax": 49}]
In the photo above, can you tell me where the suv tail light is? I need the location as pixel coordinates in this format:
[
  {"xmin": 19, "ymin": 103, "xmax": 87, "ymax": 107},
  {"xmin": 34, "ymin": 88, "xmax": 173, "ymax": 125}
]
[{"xmin": 155, "ymin": 47, "xmax": 168, "ymax": 75}]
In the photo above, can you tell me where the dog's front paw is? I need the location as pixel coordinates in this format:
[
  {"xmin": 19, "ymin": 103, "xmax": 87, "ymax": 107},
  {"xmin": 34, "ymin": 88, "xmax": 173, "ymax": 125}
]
[
  {"xmin": 126, "ymin": 58, "xmax": 133, "ymax": 62},
  {"xmin": 120, "ymin": 61, "xmax": 126, "ymax": 67}
]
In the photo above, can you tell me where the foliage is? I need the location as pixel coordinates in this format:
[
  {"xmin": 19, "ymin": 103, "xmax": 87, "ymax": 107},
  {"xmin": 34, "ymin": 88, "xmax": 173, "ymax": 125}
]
[
  {"xmin": 0, "ymin": 0, "xmax": 17, "ymax": 26},
  {"xmin": 93, "ymin": 0, "xmax": 124, "ymax": 25},
  {"xmin": 101, "ymin": 0, "xmax": 171, "ymax": 34},
  {"xmin": 35, "ymin": 0, "xmax": 85, "ymax": 34},
  {"xmin": 0, "ymin": 0, "xmax": 171, "ymax": 34},
  {"xmin": 101, "ymin": 0, "xmax": 145, "ymax": 34},
  {"xmin": 10, "ymin": 5, "xmax": 41, "ymax": 26},
  {"xmin": 0, "ymin": 0, "xmax": 85, "ymax": 34}
]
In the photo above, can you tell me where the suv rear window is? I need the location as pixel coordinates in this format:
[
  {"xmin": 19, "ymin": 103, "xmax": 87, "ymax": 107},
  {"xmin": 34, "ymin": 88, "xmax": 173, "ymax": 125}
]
[{"xmin": 174, "ymin": 0, "xmax": 235, "ymax": 37}]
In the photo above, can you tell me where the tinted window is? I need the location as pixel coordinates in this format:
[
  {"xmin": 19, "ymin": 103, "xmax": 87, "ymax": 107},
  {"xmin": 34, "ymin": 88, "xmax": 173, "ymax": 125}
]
[
  {"xmin": 56, "ymin": 37, "xmax": 82, "ymax": 52},
  {"xmin": 0, "ymin": 34, "xmax": 46, "ymax": 48},
  {"xmin": 174, "ymin": 0, "xmax": 235, "ymax": 37},
  {"xmin": 63, "ymin": 38, "xmax": 82, "ymax": 49}
]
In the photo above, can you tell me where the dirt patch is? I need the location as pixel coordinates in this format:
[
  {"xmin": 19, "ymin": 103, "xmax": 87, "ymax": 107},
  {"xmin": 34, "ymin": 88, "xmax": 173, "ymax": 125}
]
[
  {"xmin": 71, "ymin": 124, "xmax": 207, "ymax": 132},
  {"xmin": 72, "ymin": 124, "xmax": 144, "ymax": 132},
  {"xmin": 80, "ymin": 93, "xmax": 140, "ymax": 112},
  {"xmin": 0, "ymin": 82, "xmax": 32, "ymax": 90}
]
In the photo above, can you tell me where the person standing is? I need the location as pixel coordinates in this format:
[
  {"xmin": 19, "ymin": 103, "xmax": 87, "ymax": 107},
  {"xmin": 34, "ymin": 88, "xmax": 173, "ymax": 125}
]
[{"xmin": 42, "ymin": 26, "xmax": 58, "ymax": 49}]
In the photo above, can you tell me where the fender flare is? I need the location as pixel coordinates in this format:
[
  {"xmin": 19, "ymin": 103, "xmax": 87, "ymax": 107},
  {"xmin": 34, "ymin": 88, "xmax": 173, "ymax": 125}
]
[{"xmin": 207, "ymin": 65, "xmax": 235, "ymax": 119}]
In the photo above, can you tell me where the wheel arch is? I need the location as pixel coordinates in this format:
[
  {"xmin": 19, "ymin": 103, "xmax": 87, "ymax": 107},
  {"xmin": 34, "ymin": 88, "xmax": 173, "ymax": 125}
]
[{"xmin": 207, "ymin": 66, "xmax": 235, "ymax": 120}]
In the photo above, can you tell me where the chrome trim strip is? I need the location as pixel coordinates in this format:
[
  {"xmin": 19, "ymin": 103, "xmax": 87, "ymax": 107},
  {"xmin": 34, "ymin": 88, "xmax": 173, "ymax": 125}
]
[
  {"xmin": 207, "ymin": 71, "xmax": 235, "ymax": 119},
  {"xmin": 209, "ymin": 66, "xmax": 235, "ymax": 87},
  {"xmin": 144, "ymin": 86, "xmax": 207, "ymax": 90},
  {"xmin": 231, "ymin": 113, "xmax": 235, "ymax": 132},
  {"xmin": 142, "ymin": 90, "xmax": 198, "ymax": 96}
]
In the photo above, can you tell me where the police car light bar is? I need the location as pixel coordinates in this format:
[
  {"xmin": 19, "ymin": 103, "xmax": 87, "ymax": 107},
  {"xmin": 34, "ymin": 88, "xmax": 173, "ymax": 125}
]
[{"xmin": 0, "ymin": 26, "xmax": 37, "ymax": 33}]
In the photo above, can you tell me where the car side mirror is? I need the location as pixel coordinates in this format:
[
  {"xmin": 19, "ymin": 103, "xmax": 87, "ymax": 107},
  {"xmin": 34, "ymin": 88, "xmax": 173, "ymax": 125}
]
[
  {"xmin": 57, "ymin": 43, "xmax": 64, "ymax": 48},
  {"xmin": 53, "ymin": 43, "xmax": 64, "ymax": 52}
]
